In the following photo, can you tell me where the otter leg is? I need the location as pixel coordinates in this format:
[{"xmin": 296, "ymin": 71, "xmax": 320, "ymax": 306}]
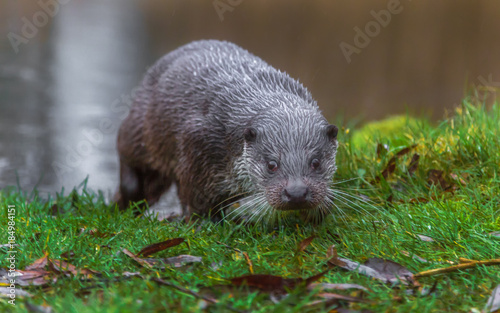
[
  {"xmin": 116, "ymin": 161, "xmax": 171, "ymax": 211},
  {"xmin": 116, "ymin": 161, "xmax": 143, "ymax": 210},
  {"xmin": 143, "ymin": 169, "xmax": 172, "ymax": 207}
]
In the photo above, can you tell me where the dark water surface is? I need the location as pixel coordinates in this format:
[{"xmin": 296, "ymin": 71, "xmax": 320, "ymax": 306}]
[
  {"xmin": 0, "ymin": 0, "xmax": 149, "ymax": 196},
  {"xmin": 1, "ymin": 0, "xmax": 499, "ymax": 196}
]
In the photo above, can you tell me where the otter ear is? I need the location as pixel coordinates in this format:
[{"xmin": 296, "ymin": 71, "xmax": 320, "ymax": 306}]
[
  {"xmin": 326, "ymin": 124, "xmax": 338, "ymax": 141},
  {"xmin": 244, "ymin": 127, "xmax": 257, "ymax": 142}
]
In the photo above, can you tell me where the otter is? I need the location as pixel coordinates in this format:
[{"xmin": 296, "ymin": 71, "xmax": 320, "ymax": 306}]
[{"xmin": 115, "ymin": 40, "xmax": 338, "ymax": 223}]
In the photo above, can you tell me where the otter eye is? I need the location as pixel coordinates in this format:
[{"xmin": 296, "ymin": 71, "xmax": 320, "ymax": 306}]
[
  {"xmin": 267, "ymin": 160, "xmax": 279, "ymax": 172},
  {"xmin": 311, "ymin": 159, "xmax": 321, "ymax": 170}
]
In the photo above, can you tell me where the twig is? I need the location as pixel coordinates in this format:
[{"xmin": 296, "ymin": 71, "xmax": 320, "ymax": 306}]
[
  {"xmin": 152, "ymin": 277, "xmax": 246, "ymax": 313},
  {"xmin": 415, "ymin": 259, "xmax": 500, "ymax": 277},
  {"xmin": 217, "ymin": 241, "xmax": 254, "ymax": 274}
]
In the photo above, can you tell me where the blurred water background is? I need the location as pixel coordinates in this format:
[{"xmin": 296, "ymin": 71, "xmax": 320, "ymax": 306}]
[{"xmin": 0, "ymin": 0, "xmax": 499, "ymax": 197}]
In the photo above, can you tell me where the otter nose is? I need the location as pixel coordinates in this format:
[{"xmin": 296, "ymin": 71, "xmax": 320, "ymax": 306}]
[{"xmin": 283, "ymin": 179, "xmax": 309, "ymax": 203}]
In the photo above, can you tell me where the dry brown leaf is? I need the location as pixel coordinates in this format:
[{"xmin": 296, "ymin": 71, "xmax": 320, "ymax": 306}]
[
  {"xmin": 49, "ymin": 259, "xmax": 99, "ymax": 277},
  {"xmin": 381, "ymin": 156, "xmax": 397, "ymax": 179},
  {"xmin": 25, "ymin": 253, "xmax": 48, "ymax": 270},
  {"xmin": 326, "ymin": 244, "xmax": 338, "ymax": 260},
  {"xmin": 0, "ymin": 268, "xmax": 52, "ymax": 287},
  {"xmin": 297, "ymin": 235, "xmax": 316, "ymax": 253},
  {"xmin": 396, "ymin": 144, "xmax": 418, "ymax": 157},
  {"xmin": 122, "ymin": 248, "xmax": 153, "ymax": 269},
  {"xmin": 407, "ymin": 153, "xmax": 420, "ymax": 175},
  {"xmin": 427, "ymin": 169, "xmax": 451, "ymax": 189},
  {"xmin": 136, "ymin": 238, "xmax": 186, "ymax": 257},
  {"xmin": 230, "ymin": 271, "xmax": 327, "ymax": 294}
]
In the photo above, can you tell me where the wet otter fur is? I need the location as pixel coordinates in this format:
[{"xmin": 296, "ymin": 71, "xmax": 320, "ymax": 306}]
[{"xmin": 116, "ymin": 40, "xmax": 339, "ymax": 223}]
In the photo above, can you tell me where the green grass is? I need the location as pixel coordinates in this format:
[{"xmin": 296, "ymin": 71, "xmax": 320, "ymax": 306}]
[{"xmin": 1, "ymin": 100, "xmax": 499, "ymax": 312}]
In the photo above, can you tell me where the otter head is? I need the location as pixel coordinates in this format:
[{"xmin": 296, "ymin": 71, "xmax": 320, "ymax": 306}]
[{"xmin": 235, "ymin": 106, "xmax": 338, "ymax": 222}]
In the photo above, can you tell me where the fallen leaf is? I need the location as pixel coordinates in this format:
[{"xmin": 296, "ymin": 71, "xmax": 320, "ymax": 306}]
[
  {"xmin": 25, "ymin": 253, "xmax": 48, "ymax": 270},
  {"xmin": 121, "ymin": 248, "xmax": 153, "ymax": 269},
  {"xmin": 136, "ymin": 238, "xmax": 186, "ymax": 257},
  {"xmin": 427, "ymin": 169, "xmax": 451, "ymax": 189},
  {"xmin": 25, "ymin": 301, "xmax": 54, "ymax": 313},
  {"xmin": 328, "ymin": 257, "xmax": 415, "ymax": 285},
  {"xmin": 489, "ymin": 231, "xmax": 500, "ymax": 238},
  {"xmin": 407, "ymin": 153, "xmax": 420, "ymax": 175},
  {"xmin": 0, "ymin": 286, "xmax": 32, "ymax": 297},
  {"xmin": 364, "ymin": 258, "xmax": 415, "ymax": 284},
  {"xmin": 49, "ymin": 259, "xmax": 99, "ymax": 277},
  {"xmin": 326, "ymin": 245, "xmax": 338, "ymax": 260},
  {"xmin": 297, "ymin": 235, "xmax": 316, "ymax": 253},
  {"xmin": 484, "ymin": 284, "xmax": 500, "ymax": 313},
  {"xmin": 230, "ymin": 271, "xmax": 326, "ymax": 294},
  {"xmin": 416, "ymin": 234, "xmax": 434, "ymax": 242},
  {"xmin": 122, "ymin": 271, "xmax": 141, "ymax": 278},
  {"xmin": 144, "ymin": 255, "xmax": 202, "ymax": 268},
  {"xmin": 396, "ymin": 144, "xmax": 417, "ymax": 157},
  {"xmin": 381, "ymin": 157, "xmax": 397, "ymax": 179},
  {"xmin": 308, "ymin": 282, "xmax": 369, "ymax": 292},
  {"xmin": 0, "ymin": 269, "xmax": 52, "ymax": 287}
]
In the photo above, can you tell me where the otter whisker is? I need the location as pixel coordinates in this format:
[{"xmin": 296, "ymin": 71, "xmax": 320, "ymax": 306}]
[
  {"xmin": 329, "ymin": 200, "xmax": 349, "ymax": 225},
  {"xmin": 221, "ymin": 193, "xmax": 269, "ymax": 225},
  {"xmin": 330, "ymin": 177, "xmax": 363, "ymax": 185},
  {"xmin": 328, "ymin": 190, "xmax": 381, "ymax": 221},
  {"xmin": 329, "ymin": 188, "xmax": 383, "ymax": 213}
]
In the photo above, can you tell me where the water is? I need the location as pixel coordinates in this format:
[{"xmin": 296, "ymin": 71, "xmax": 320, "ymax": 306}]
[
  {"xmin": 1, "ymin": 0, "xmax": 499, "ymax": 198},
  {"xmin": 0, "ymin": 0, "xmax": 149, "ymax": 196}
]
